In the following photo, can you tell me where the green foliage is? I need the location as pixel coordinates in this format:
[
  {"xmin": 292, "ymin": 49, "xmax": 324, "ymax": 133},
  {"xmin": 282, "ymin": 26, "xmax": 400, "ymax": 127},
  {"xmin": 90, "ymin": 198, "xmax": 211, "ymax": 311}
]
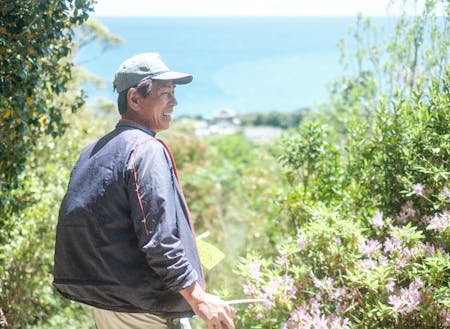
[
  {"xmin": 236, "ymin": 2, "xmax": 450, "ymax": 326},
  {"xmin": 325, "ymin": 0, "xmax": 449, "ymax": 137},
  {"xmin": 0, "ymin": 108, "xmax": 110, "ymax": 328},
  {"xmin": 75, "ymin": 18, "xmax": 124, "ymax": 52},
  {"xmin": 0, "ymin": 0, "xmax": 94, "ymax": 190},
  {"xmin": 164, "ymin": 130, "xmax": 285, "ymax": 298},
  {"xmin": 235, "ymin": 206, "xmax": 363, "ymax": 328},
  {"xmin": 339, "ymin": 73, "xmax": 450, "ymax": 223},
  {"xmin": 236, "ymin": 55, "xmax": 450, "ymax": 329},
  {"xmin": 279, "ymin": 121, "xmax": 343, "ymax": 234},
  {"xmin": 0, "ymin": 9, "xmax": 123, "ymax": 327}
]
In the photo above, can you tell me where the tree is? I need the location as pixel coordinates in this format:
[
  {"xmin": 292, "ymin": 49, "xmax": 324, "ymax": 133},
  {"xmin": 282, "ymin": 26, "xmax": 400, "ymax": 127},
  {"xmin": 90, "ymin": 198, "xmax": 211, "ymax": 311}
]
[
  {"xmin": 0, "ymin": 2, "xmax": 105, "ymax": 328},
  {"xmin": 0, "ymin": 0, "xmax": 95, "ymax": 194},
  {"xmin": 324, "ymin": 0, "xmax": 449, "ymax": 135}
]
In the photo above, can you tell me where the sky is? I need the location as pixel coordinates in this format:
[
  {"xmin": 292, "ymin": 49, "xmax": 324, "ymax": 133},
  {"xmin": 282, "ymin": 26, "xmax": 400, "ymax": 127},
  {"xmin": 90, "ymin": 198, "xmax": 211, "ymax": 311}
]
[{"xmin": 92, "ymin": 0, "xmax": 394, "ymax": 17}]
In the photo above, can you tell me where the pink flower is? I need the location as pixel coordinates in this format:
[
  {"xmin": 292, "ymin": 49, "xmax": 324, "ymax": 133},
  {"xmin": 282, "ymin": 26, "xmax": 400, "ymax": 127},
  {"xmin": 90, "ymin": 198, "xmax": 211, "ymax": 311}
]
[
  {"xmin": 396, "ymin": 212, "xmax": 408, "ymax": 224},
  {"xmin": 330, "ymin": 287, "xmax": 347, "ymax": 301},
  {"xmin": 396, "ymin": 200, "xmax": 417, "ymax": 223},
  {"xmin": 388, "ymin": 295, "xmax": 402, "ymax": 312},
  {"xmin": 410, "ymin": 278, "xmax": 424, "ymax": 290},
  {"xmin": 358, "ymin": 259, "xmax": 376, "ymax": 270},
  {"xmin": 283, "ymin": 275, "xmax": 297, "ymax": 301},
  {"xmin": 395, "ymin": 257, "xmax": 408, "ymax": 270},
  {"xmin": 427, "ymin": 212, "xmax": 450, "ymax": 233},
  {"xmin": 388, "ymin": 278, "xmax": 424, "ymax": 317},
  {"xmin": 264, "ymin": 277, "xmax": 281, "ymax": 298},
  {"xmin": 386, "ymin": 280, "xmax": 395, "ymax": 293},
  {"xmin": 309, "ymin": 298, "xmax": 321, "ymax": 312},
  {"xmin": 284, "ymin": 306, "xmax": 309, "ymax": 328},
  {"xmin": 284, "ymin": 303, "xmax": 350, "ymax": 329},
  {"xmin": 297, "ymin": 239, "xmax": 307, "ymax": 250},
  {"xmin": 379, "ymin": 256, "xmax": 389, "ymax": 266},
  {"xmin": 275, "ymin": 252, "xmax": 289, "ymax": 268},
  {"xmin": 329, "ymin": 316, "xmax": 351, "ymax": 329},
  {"xmin": 384, "ymin": 236, "xmax": 402, "ymax": 254},
  {"xmin": 313, "ymin": 276, "xmax": 322, "ymax": 290},
  {"xmin": 441, "ymin": 309, "xmax": 450, "ymax": 325},
  {"xmin": 372, "ymin": 211, "xmax": 384, "ymax": 229},
  {"xmin": 243, "ymin": 281, "xmax": 259, "ymax": 297},
  {"xmin": 442, "ymin": 187, "xmax": 450, "ymax": 201},
  {"xmin": 333, "ymin": 237, "xmax": 342, "ymax": 245},
  {"xmin": 312, "ymin": 313, "xmax": 328, "ymax": 328},
  {"xmin": 248, "ymin": 260, "xmax": 261, "ymax": 281},
  {"xmin": 412, "ymin": 183, "xmax": 425, "ymax": 196},
  {"xmin": 359, "ymin": 239, "xmax": 382, "ymax": 256},
  {"xmin": 419, "ymin": 242, "xmax": 437, "ymax": 255},
  {"xmin": 336, "ymin": 302, "xmax": 347, "ymax": 313},
  {"xmin": 312, "ymin": 276, "xmax": 334, "ymax": 292},
  {"xmin": 421, "ymin": 215, "xmax": 431, "ymax": 225},
  {"xmin": 399, "ymin": 247, "xmax": 419, "ymax": 262}
]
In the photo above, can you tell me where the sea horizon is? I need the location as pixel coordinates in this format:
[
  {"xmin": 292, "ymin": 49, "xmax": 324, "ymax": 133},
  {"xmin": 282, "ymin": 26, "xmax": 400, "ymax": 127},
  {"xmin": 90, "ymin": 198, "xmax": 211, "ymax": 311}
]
[{"xmin": 77, "ymin": 16, "xmax": 390, "ymax": 117}]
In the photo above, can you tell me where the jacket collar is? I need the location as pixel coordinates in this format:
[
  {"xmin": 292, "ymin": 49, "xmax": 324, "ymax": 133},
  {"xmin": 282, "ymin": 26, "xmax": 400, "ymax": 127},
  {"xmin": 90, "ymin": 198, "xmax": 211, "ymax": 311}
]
[{"xmin": 116, "ymin": 119, "xmax": 156, "ymax": 137}]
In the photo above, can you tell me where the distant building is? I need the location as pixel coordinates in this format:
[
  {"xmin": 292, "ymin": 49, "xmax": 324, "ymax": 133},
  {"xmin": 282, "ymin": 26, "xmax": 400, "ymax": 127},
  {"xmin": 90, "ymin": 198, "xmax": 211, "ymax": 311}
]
[
  {"xmin": 211, "ymin": 108, "xmax": 239, "ymax": 123},
  {"xmin": 208, "ymin": 108, "xmax": 241, "ymax": 135},
  {"xmin": 174, "ymin": 108, "xmax": 283, "ymax": 142}
]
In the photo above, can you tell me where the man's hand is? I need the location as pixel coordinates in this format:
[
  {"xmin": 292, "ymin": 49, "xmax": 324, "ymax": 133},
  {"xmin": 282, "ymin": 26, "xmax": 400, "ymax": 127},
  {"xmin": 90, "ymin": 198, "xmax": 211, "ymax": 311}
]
[{"xmin": 180, "ymin": 282, "xmax": 235, "ymax": 329}]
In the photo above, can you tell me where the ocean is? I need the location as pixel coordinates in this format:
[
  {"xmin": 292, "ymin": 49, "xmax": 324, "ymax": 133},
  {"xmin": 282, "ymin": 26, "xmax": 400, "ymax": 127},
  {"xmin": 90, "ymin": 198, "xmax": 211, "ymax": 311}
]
[{"xmin": 76, "ymin": 16, "xmax": 383, "ymax": 117}]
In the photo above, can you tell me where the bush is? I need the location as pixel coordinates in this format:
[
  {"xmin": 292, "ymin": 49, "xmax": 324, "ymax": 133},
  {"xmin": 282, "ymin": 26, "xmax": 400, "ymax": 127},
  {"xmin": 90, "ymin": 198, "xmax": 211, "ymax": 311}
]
[
  {"xmin": 235, "ymin": 68, "xmax": 450, "ymax": 328},
  {"xmin": 0, "ymin": 0, "xmax": 94, "ymax": 190},
  {"xmin": 0, "ymin": 109, "xmax": 111, "ymax": 328},
  {"xmin": 168, "ymin": 131, "xmax": 285, "ymax": 298}
]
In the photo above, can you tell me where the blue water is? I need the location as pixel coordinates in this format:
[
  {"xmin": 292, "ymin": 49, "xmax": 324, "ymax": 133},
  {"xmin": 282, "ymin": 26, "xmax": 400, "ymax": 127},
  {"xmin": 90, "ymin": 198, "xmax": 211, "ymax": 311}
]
[{"xmin": 76, "ymin": 17, "xmax": 376, "ymax": 116}]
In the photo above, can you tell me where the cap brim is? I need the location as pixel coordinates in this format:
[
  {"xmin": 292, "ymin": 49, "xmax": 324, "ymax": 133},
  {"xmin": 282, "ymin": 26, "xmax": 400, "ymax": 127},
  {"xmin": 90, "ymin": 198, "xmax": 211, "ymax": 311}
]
[{"xmin": 153, "ymin": 71, "xmax": 193, "ymax": 84}]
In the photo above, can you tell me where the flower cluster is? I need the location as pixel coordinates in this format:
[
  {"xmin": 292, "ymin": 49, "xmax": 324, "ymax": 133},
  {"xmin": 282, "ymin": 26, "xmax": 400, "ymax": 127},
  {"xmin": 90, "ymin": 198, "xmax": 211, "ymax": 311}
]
[
  {"xmin": 388, "ymin": 278, "xmax": 424, "ymax": 317},
  {"xmin": 282, "ymin": 300, "xmax": 350, "ymax": 329},
  {"xmin": 236, "ymin": 183, "xmax": 450, "ymax": 328},
  {"xmin": 427, "ymin": 211, "xmax": 450, "ymax": 233}
]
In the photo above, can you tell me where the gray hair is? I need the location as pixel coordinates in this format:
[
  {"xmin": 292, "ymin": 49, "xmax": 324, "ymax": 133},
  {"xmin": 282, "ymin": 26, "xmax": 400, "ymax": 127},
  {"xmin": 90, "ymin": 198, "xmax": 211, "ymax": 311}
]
[{"xmin": 117, "ymin": 78, "xmax": 153, "ymax": 115}]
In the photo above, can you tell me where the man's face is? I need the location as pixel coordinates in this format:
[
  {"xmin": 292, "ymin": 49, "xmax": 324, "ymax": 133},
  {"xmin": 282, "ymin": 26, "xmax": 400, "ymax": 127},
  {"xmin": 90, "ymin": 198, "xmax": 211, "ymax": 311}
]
[{"xmin": 137, "ymin": 80, "xmax": 177, "ymax": 133}]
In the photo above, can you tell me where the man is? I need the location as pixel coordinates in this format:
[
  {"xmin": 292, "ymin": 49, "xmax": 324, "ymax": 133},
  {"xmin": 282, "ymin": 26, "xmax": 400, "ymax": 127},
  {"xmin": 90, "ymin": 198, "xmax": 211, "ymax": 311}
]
[{"xmin": 53, "ymin": 53, "xmax": 235, "ymax": 329}]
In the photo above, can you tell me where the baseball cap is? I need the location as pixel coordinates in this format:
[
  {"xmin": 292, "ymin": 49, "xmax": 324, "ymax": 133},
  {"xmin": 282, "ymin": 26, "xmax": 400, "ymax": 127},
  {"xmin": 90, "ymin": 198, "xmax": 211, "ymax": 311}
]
[{"xmin": 113, "ymin": 53, "xmax": 193, "ymax": 93}]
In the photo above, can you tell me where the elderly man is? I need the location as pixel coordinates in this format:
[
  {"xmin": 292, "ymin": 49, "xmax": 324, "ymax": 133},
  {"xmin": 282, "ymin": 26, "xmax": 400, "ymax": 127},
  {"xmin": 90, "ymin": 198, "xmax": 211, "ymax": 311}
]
[{"xmin": 53, "ymin": 53, "xmax": 234, "ymax": 329}]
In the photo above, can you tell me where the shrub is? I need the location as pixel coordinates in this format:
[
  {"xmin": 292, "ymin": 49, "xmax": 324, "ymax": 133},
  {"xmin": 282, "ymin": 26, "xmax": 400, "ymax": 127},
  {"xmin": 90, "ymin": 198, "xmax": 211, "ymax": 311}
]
[
  {"xmin": 0, "ymin": 0, "xmax": 94, "ymax": 190},
  {"xmin": 235, "ymin": 68, "xmax": 450, "ymax": 328},
  {"xmin": 0, "ymin": 109, "xmax": 110, "ymax": 328}
]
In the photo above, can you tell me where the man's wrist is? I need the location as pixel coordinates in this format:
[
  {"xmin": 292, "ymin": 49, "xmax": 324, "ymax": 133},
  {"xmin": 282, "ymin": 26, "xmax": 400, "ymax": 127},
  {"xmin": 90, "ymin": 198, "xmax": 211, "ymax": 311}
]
[{"xmin": 179, "ymin": 282, "xmax": 205, "ymax": 307}]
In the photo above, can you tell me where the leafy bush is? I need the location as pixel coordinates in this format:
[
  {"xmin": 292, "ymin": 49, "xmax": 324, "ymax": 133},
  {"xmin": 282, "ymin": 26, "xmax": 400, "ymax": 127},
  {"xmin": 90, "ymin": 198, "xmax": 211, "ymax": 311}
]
[
  {"xmin": 0, "ymin": 0, "xmax": 94, "ymax": 190},
  {"xmin": 324, "ymin": 0, "xmax": 449, "ymax": 141},
  {"xmin": 0, "ymin": 8, "xmax": 123, "ymax": 328},
  {"xmin": 235, "ymin": 67, "xmax": 450, "ymax": 328},
  {"xmin": 234, "ymin": 7, "xmax": 450, "ymax": 326},
  {"xmin": 168, "ymin": 131, "xmax": 285, "ymax": 297},
  {"xmin": 0, "ymin": 109, "xmax": 111, "ymax": 328}
]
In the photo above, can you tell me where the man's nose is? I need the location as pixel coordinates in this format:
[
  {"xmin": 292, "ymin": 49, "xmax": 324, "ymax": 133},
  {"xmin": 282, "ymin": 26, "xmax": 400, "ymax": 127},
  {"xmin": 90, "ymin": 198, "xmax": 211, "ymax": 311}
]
[{"xmin": 169, "ymin": 95, "xmax": 178, "ymax": 106}]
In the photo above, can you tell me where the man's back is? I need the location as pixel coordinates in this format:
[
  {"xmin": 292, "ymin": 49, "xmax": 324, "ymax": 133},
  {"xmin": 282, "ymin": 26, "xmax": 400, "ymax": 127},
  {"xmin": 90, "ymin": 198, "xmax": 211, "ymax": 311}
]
[{"xmin": 53, "ymin": 122, "xmax": 202, "ymax": 317}]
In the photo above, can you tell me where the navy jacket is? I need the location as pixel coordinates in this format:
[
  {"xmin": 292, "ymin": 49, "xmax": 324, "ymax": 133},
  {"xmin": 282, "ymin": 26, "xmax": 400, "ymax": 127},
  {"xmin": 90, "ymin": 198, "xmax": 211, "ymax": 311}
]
[{"xmin": 53, "ymin": 121, "xmax": 204, "ymax": 317}]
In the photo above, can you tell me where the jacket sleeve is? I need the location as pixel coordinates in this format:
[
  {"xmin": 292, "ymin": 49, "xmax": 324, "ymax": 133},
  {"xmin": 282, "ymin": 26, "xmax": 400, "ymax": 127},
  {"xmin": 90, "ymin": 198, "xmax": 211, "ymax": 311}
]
[{"xmin": 126, "ymin": 139, "xmax": 198, "ymax": 291}]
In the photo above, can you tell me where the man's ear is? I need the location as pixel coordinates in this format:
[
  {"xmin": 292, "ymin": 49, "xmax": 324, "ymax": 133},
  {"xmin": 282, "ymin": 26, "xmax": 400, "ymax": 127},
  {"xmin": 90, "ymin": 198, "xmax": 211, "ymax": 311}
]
[{"xmin": 126, "ymin": 88, "xmax": 141, "ymax": 112}]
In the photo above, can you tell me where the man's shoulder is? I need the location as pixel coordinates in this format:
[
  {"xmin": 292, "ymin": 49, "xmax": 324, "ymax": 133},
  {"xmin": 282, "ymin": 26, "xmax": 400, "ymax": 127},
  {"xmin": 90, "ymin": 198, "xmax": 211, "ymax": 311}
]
[
  {"xmin": 79, "ymin": 126, "xmax": 161, "ymax": 160},
  {"xmin": 114, "ymin": 125, "xmax": 161, "ymax": 148}
]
